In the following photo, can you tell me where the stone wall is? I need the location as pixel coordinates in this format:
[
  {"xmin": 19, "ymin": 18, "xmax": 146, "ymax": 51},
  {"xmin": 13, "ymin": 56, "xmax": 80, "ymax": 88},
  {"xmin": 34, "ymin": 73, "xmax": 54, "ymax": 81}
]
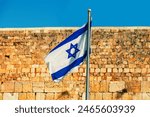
[{"xmin": 0, "ymin": 27, "xmax": 150, "ymax": 100}]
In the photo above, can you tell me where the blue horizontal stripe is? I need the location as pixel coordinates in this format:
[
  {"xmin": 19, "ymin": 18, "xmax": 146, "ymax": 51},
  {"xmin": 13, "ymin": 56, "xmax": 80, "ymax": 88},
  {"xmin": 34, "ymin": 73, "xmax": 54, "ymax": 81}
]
[
  {"xmin": 51, "ymin": 52, "xmax": 87, "ymax": 80},
  {"xmin": 50, "ymin": 23, "xmax": 88, "ymax": 53}
]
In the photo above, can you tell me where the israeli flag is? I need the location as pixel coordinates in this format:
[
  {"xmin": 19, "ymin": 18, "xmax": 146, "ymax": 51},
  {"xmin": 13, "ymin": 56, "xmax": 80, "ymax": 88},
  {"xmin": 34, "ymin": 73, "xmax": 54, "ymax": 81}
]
[{"xmin": 45, "ymin": 23, "xmax": 89, "ymax": 82}]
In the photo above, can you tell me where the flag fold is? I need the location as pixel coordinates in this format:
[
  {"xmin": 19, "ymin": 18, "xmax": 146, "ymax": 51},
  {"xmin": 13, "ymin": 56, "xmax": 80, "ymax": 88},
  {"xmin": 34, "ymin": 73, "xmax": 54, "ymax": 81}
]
[{"xmin": 45, "ymin": 23, "xmax": 89, "ymax": 82}]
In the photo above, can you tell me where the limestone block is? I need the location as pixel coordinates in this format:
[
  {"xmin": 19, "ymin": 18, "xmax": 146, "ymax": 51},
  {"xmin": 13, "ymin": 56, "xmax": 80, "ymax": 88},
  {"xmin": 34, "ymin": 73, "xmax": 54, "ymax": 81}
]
[
  {"xmin": 82, "ymin": 92, "xmax": 85, "ymax": 100},
  {"xmin": 107, "ymin": 68, "xmax": 112, "ymax": 73},
  {"xmin": 45, "ymin": 87, "xmax": 62, "ymax": 92},
  {"xmin": 100, "ymin": 81, "xmax": 108, "ymax": 92},
  {"xmin": 0, "ymin": 69, "xmax": 6, "ymax": 73},
  {"xmin": 132, "ymin": 93, "xmax": 142, "ymax": 100},
  {"xmin": 118, "ymin": 68, "xmax": 123, "ymax": 73},
  {"xmin": 129, "ymin": 68, "xmax": 134, "ymax": 73},
  {"xmin": 0, "ymin": 82, "xmax": 1, "ymax": 92},
  {"xmin": 22, "ymin": 82, "xmax": 32, "ymax": 92},
  {"xmin": 0, "ymin": 93, "xmax": 2, "ymax": 100},
  {"xmin": 124, "ymin": 68, "xmax": 129, "ymax": 73},
  {"xmin": 142, "ymin": 93, "xmax": 150, "ymax": 100},
  {"xmin": 109, "ymin": 81, "xmax": 125, "ymax": 92},
  {"xmin": 31, "ymin": 68, "xmax": 35, "ymax": 73},
  {"xmin": 95, "ymin": 93, "xmax": 102, "ymax": 100},
  {"xmin": 112, "ymin": 93, "xmax": 120, "ymax": 100},
  {"xmin": 22, "ymin": 68, "xmax": 30, "ymax": 73},
  {"xmin": 141, "ymin": 81, "xmax": 150, "ymax": 92},
  {"xmin": 15, "ymin": 82, "xmax": 22, "ymax": 92},
  {"xmin": 26, "ymin": 93, "xmax": 35, "ymax": 100},
  {"xmin": 95, "ymin": 68, "xmax": 100, "ymax": 73},
  {"xmin": 33, "ymin": 82, "xmax": 44, "ymax": 92},
  {"xmin": 148, "ymin": 68, "xmax": 150, "ymax": 73},
  {"xmin": 142, "ymin": 68, "xmax": 147, "ymax": 73},
  {"xmin": 36, "ymin": 68, "xmax": 41, "ymax": 73},
  {"xmin": 102, "ymin": 93, "xmax": 112, "ymax": 100},
  {"xmin": 101, "ymin": 68, "xmax": 106, "ymax": 73},
  {"xmin": 79, "ymin": 68, "xmax": 84, "ymax": 73},
  {"xmin": 106, "ymin": 65, "xmax": 114, "ymax": 68},
  {"xmin": 45, "ymin": 93, "xmax": 54, "ymax": 100},
  {"xmin": 1, "ymin": 82, "xmax": 14, "ymax": 92},
  {"xmin": 148, "ymin": 77, "xmax": 150, "ymax": 81},
  {"xmin": 18, "ymin": 93, "xmax": 27, "ymax": 100},
  {"xmin": 90, "ymin": 81, "xmax": 100, "ymax": 92},
  {"xmin": 135, "ymin": 68, "xmax": 142, "ymax": 73},
  {"xmin": 90, "ymin": 93, "xmax": 95, "ymax": 100},
  {"xmin": 113, "ymin": 68, "xmax": 118, "ymax": 73},
  {"xmin": 127, "ymin": 81, "xmax": 141, "ymax": 93},
  {"xmin": 45, "ymin": 82, "xmax": 62, "ymax": 92},
  {"xmin": 3, "ymin": 93, "xmax": 18, "ymax": 100},
  {"xmin": 121, "ymin": 93, "xmax": 132, "ymax": 100},
  {"xmin": 36, "ymin": 93, "xmax": 45, "ymax": 100},
  {"xmin": 90, "ymin": 68, "xmax": 94, "ymax": 73},
  {"xmin": 107, "ymin": 76, "xmax": 112, "ymax": 81}
]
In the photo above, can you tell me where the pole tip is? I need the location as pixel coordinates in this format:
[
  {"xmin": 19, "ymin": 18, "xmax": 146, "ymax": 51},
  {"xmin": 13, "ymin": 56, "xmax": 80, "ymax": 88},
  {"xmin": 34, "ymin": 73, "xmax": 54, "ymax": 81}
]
[{"xmin": 88, "ymin": 9, "xmax": 91, "ymax": 12}]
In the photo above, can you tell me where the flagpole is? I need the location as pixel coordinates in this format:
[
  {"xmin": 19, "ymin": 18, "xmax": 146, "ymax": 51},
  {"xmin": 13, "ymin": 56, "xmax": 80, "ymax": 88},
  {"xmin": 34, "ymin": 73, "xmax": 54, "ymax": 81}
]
[{"xmin": 85, "ymin": 9, "xmax": 91, "ymax": 100}]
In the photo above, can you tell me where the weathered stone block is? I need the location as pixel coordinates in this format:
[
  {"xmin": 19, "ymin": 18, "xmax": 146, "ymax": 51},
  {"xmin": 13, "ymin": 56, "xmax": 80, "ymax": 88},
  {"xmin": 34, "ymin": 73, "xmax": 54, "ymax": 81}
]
[
  {"xmin": 107, "ymin": 76, "xmax": 112, "ymax": 81},
  {"xmin": 142, "ymin": 68, "xmax": 147, "ymax": 73},
  {"xmin": 36, "ymin": 93, "xmax": 45, "ymax": 100},
  {"xmin": 135, "ymin": 68, "xmax": 142, "ymax": 73},
  {"xmin": 22, "ymin": 68, "xmax": 30, "ymax": 73},
  {"xmin": 15, "ymin": 82, "xmax": 22, "ymax": 92},
  {"xmin": 45, "ymin": 82, "xmax": 62, "ymax": 92},
  {"xmin": 118, "ymin": 68, "xmax": 123, "ymax": 73},
  {"xmin": 102, "ymin": 93, "xmax": 112, "ymax": 100},
  {"xmin": 109, "ymin": 81, "xmax": 125, "ymax": 92},
  {"xmin": 45, "ymin": 87, "xmax": 62, "ymax": 92},
  {"xmin": 142, "ymin": 93, "xmax": 150, "ymax": 100},
  {"xmin": 101, "ymin": 68, "xmax": 106, "ymax": 73},
  {"xmin": 141, "ymin": 81, "xmax": 150, "ymax": 92},
  {"xmin": 121, "ymin": 93, "xmax": 132, "ymax": 100},
  {"xmin": 107, "ymin": 68, "xmax": 112, "ymax": 73},
  {"xmin": 95, "ymin": 93, "xmax": 102, "ymax": 100},
  {"xmin": 90, "ymin": 93, "xmax": 95, "ymax": 100},
  {"xmin": 18, "ymin": 93, "xmax": 26, "ymax": 100},
  {"xmin": 82, "ymin": 92, "xmax": 85, "ymax": 100},
  {"xmin": 124, "ymin": 68, "xmax": 129, "ymax": 73},
  {"xmin": 112, "ymin": 93, "xmax": 120, "ymax": 100},
  {"xmin": 148, "ymin": 68, "xmax": 150, "ymax": 73},
  {"xmin": 0, "ymin": 82, "xmax": 1, "ymax": 92},
  {"xmin": 95, "ymin": 68, "xmax": 100, "ymax": 73},
  {"xmin": 1, "ymin": 82, "xmax": 14, "ymax": 92},
  {"xmin": 100, "ymin": 81, "xmax": 108, "ymax": 92},
  {"xmin": 113, "ymin": 68, "xmax": 118, "ymax": 73},
  {"xmin": 129, "ymin": 68, "xmax": 134, "ymax": 73},
  {"xmin": 0, "ymin": 69, "xmax": 6, "ymax": 73},
  {"xmin": 26, "ymin": 93, "xmax": 35, "ymax": 100},
  {"xmin": 0, "ymin": 93, "xmax": 3, "ymax": 100},
  {"xmin": 90, "ymin": 81, "xmax": 100, "ymax": 92},
  {"xmin": 127, "ymin": 81, "xmax": 141, "ymax": 93},
  {"xmin": 33, "ymin": 82, "xmax": 44, "ymax": 92},
  {"xmin": 132, "ymin": 93, "xmax": 142, "ymax": 100},
  {"xmin": 3, "ymin": 93, "xmax": 18, "ymax": 100},
  {"xmin": 22, "ymin": 82, "xmax": 32, "ymax": 92},
  {"xmin": 45, "ymin": 93, "xmax": 54, "ymax": 100}
]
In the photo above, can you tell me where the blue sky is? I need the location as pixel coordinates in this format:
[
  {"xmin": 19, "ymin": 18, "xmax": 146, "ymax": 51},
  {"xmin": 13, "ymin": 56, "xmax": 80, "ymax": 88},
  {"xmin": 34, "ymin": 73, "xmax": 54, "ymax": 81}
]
[{"xmin": 0, "ymin": 0, "xmax": 150, "ymax": 27}]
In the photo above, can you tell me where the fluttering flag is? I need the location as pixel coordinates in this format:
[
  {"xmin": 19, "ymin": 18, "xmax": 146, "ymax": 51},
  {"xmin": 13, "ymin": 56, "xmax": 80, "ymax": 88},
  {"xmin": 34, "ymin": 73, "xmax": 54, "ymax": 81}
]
[{"xmin": 45, "ymin": 23, "xmax": 90, "ymax": 82}]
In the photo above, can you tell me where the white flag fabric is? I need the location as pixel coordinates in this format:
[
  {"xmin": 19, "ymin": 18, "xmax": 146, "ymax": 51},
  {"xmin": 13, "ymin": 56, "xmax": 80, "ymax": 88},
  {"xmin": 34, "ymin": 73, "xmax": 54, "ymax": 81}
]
[{"xmin": 45, "ymin": 23, "xmax": 89, "ymax": 82}]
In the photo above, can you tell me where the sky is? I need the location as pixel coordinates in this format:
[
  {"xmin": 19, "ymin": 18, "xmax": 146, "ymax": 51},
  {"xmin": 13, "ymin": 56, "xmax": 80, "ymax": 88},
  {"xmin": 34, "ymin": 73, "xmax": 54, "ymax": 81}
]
[{"xmin": 0, "ymin": 0, "xmax": 150, "ymax": 27}]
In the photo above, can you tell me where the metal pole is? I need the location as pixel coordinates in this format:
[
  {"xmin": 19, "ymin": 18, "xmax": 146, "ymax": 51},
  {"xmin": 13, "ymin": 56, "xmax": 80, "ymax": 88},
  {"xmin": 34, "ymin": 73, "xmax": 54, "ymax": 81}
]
[{"xmin": 85, "ymin": 9, "xmax": 91, "ymax": 100}]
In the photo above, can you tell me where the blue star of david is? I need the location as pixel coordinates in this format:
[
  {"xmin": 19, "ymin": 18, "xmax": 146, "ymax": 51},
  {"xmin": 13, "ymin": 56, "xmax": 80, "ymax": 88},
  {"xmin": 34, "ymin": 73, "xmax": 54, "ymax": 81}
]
[{"xmin": 66, "ymin": 43, "xmax": 80, "ymax": 59}]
